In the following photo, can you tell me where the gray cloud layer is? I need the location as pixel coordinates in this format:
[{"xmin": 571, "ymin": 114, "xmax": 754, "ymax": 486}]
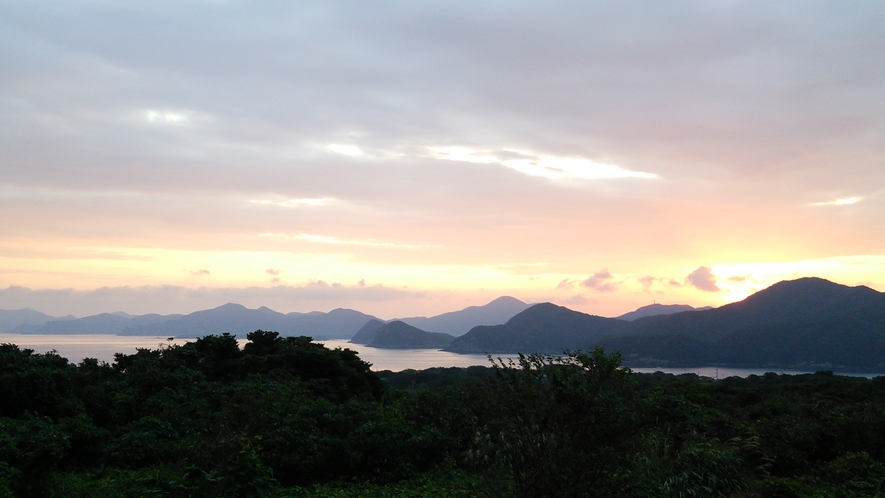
[{"xmin": 4, "ymin": 1, "xmax": 884, "ymax": 194}]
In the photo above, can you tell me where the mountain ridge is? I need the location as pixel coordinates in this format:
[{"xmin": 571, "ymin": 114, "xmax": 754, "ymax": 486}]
[
  {"xmin": 395, "ymin": 296, "xmax": 530, "ymax": 336},
  {"xmin": 616, "ymin": 303, "xmax": 710, "ymax": 321},
  {"xmin": 445, "ymin": 278, "xmax": 885, "ymax": 370},
  {"xmin": 6, "ymin": 296, "xmax": 529, "ymax": 341}
]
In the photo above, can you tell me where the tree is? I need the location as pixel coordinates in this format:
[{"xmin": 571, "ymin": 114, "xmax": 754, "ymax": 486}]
[{"xmin": 467, "ymin": 349, "xmax": 637, "ymax": 498}]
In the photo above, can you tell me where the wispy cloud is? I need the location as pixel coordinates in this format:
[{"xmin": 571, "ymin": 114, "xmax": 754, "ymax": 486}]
[
  {"xmin": 145, "ymin": 110, "xmax": 188, "ymax": 125},
  {"xmin": 556, "ymin": 278, "xmax": 577, "ymax": 290},
  {"xmin": 258, "ymin": 232, "xmax": 423, "ymax": 249},
  {"xmin": 140, "ymin": 108, "xmax": 212, "ymax": 126},
  {"xmin": 638, "ymin": 275, "xmax": 661, "ymax": 291},
  {"xmin": 250, "ymin": 198, "xmax": 335, "ymax": 208},
  {"xmin": 428, "ymin": 147, "xmax": 657, "ymax": 181},
  {"xmin": 326, "ymin": 144, "xmax": 365, "ymax": 157},
  {"xmin": 812, "ymin": 197, "xmax": 862, "ymax": 206}
]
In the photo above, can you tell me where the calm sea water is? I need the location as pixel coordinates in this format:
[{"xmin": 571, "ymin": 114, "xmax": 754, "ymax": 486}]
[{"xmin": 0, "ymin": 333, "xmax": 878, "ymax": 378}]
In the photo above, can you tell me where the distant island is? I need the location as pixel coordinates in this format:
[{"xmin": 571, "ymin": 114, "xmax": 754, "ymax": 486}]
[
  {"xmin": 351, "ymin": 320, "xmax": 455, "ymax": 349},
  {"xmin": 0, "ymin": 296, "xmax": 532, "ymax": 341}
]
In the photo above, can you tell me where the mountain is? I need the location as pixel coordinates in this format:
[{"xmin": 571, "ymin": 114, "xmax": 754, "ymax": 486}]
[
  {"xmin": 350, "ymin": 319, "xmax": 386, "ymax": 345},
  {"xmin": 445, "ymin": 303, "xmax": 630, "ymax": 354},
  {"xmin": 397, "ymin": 296, "xmax": 530, "ymax": 336},
  {"xmin": 288, "ymin": 308, "xmax": 380, "ymax": 339},
  {"xmin": 445, "ymin": 278, "xmax": 885, "ymax": 370},
  {"xmin": 616, "ymin": 303, "xmax": 709, "ymax": 321},
  {"xmin": 7, "ymin": 303, "xmax": 379, "ymax": 340},
  {"xmin": 367, "ymin": 321, "xmax": 456, "ymax": 349},
  {"xmin": 7, "ymin": 297, "xmax": 527, "ymax": 341},
  {"xmin": 0, "ymin": 308, "xmax": 73, "ymax": 333},
  {"xmin": 120, "ymin": 304, "xmax": 378, "ymax": 339},
  {"xmin": 627, "ymin": 277, "xmax": 885, "ymax": 343},
  {"xmin": 32, "ymin": 312, "xmax": 180, "ymax": 335}
]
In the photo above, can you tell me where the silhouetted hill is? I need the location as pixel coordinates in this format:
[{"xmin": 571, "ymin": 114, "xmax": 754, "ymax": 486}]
[
  {"xmin": 397, "ymin": 296, "xmax": 530, "ymax": 336},
  {"xmin": 30, "ymin": 312, "xmax": 180, "ymax": 335},
  {"xmin": 445, "ymin": 303, "xmax": 629, "ymax": 354},
  {"xmin": 290, "ymin": 308, "xmax": 379, "ymax": 339},
  {"xmin": 643, "ymin": 277, "xmax": 885, "ymax": 369},
  {"xmin": 616, "ymin": 303, "xmax": 709, "ymax": 321},
  {"xmin": 368, "ymin": 321, "xmax": 455, "ymax": 349},
  {"xmin": 0, "ymin": 308, "xmax": 73, "ymax": 333},
  {"xmin": 445, "ymin": 278, "xmax": 885, "ymax": 370},
  {"xmin": 120, "ymin": 304, "xmax": 378, "ymax": 339},
  {"xmin": 8, "ymin": 303, "xmax": 377, "ymax": 340},
  {"xmin": 350, "ymin": 319, "xmax": 385, "ymax": 345},
  {"xmin": 118, "ymin": 304, "xmax": 287, "ymax": 337},
  {"xmin": 602, "ymin": 334, "xmax": 714, "ymax": 367},
  {"xmin": 628, "ymin": 278, "xmax": 885, "ymax": 343}
]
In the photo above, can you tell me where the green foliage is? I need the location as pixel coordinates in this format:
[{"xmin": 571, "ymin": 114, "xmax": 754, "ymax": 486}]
[
  {"xmin": 624, "ymin": 431, "xmax": 762, "ymax": 497},
  {"xmin": 0, "ymin": 345, "xmax": 81, "ymax": 419},
  {"xmin": 285, "ymin": 468, "xmax": 482, "ymax": 498},
  {"xmin": 466, "ymin": 349, "xmax": 638, "ymax": 497},
  {"xmin": 0, "ymin": 461, "xmax": 16, "ymax": 498},
  {"xmin": 4, "ymin": 335, "xmax": 885, "ymax": 496}
]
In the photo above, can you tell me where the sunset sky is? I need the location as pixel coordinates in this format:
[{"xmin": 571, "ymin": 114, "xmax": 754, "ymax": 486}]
[{"xmin": 2, "ymin": 1, "xmax": 884, "ymax": 318}]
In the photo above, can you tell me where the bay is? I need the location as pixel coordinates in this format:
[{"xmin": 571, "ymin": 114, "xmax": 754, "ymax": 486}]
[
  {"xmin": 1, "ymin": 333, "xmax": 879, "ymax": 378},
  {"xmin": 0, "ymin": 333, "xmax": 195, "ymax": 363}
]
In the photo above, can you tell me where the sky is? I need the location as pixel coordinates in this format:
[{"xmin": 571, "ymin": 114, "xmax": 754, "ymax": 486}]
[{"xmin": 2, "ymin": 1, "xmax": 884, "ymax": 319}]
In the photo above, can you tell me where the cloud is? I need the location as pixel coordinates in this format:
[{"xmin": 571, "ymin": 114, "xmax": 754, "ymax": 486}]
[
  {"xmin": 638, "ymin": 276, "xmax": 661, "ymax": 291},
  {"xmin": 581, "ymin": 269, "xmax": 617, "ymax": 292},
  {"xmin": 563, "ymin": 294, "xmax": 590, "ymax": 305},
  {"xmin": 812, "ymin": 197, "xmax": 862, "ymax": 206},
  {"xmin": 429, "ymin": 147, "xmax": 656, "ymax": 181},
  {"xmin": 728, "ymin": 275, "xmax": 747, "ymax": 282},
  {"xmin": 2, "ymin": 1, "xmax": 885, "ymax": 317},
  {"xmin": 0, "ymin": 284, "xmax": 424, "ymax": 317},
  {"xmin": 189, "ymin": 269, "xmax": 210, "ymax": 276},
  {"xmin": 326, "ymin": 144, "xmax": 364, "ymax": 157},
  {"xmin": 265, "ymin": 268, "xmax": 283, "ymax": 276},
  {"xmin": 250, "ymin": 198, "xmax": 334, "ymax": 208},
  {"xmin": 685, "ymin": 266, "xmax": 720, "ymax": 292},
  {"xmin": 258, "ymin": 233, "xmax": 424, "ymax": 249},
  {"xmin": 556, "ymin": 278, "xmax": 576, "ymax": 290}
]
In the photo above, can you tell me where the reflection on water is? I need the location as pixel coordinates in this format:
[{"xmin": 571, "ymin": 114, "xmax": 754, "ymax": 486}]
[{"xmin": 0, "ymin": 333, "xmax": 879, "ymax": 378}]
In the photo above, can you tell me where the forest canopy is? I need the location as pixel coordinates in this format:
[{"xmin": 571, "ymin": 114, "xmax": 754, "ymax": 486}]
[{"xmin": 2, "ymin": 332, "xmax": 885, "ymax": 497}]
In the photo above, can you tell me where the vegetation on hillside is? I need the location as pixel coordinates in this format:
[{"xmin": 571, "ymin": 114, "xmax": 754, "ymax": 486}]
[{"xmin": 2, "ymin": 331, "xmax": 885, "ymax": 497}]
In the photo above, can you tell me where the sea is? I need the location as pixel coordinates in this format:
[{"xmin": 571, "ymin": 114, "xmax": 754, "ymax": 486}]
[{"xmin": 0, "ymin": 333, "xmax": 879, "ymax": 379}]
